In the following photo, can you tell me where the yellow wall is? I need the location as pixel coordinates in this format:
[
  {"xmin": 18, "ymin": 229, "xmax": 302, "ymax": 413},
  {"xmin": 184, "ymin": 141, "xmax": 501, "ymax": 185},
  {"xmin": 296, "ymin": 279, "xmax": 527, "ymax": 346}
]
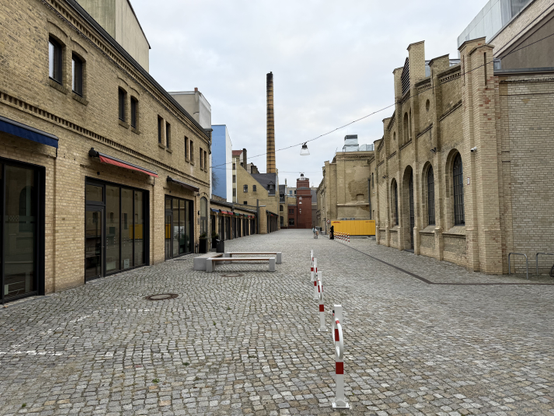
[{"xmin": 331, "ymin": 220, "xmax": 375, "ymax": 236}]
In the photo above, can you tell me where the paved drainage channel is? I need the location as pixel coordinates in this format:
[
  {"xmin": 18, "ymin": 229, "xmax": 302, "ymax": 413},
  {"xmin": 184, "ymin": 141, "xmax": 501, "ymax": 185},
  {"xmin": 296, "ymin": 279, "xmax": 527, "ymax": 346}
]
[
  {"xmin": 144, "ymin": 293, "xmax": 179, "ymax": 301},
  {"xmin": 221, "ymin": 274, "xmax": 244, "ymax": 277}
]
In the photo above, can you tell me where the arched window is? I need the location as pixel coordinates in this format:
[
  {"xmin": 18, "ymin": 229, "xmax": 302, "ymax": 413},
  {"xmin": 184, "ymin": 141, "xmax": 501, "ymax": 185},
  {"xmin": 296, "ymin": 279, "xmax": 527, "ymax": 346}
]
[
  {"xmin": 409, "ymin": 109, "xmax": 412, "ymax": 138},
  {"xmin": 427, "ymin": 166, "xmax": 435, "ymax": 225},
  {"xmin": 403, "ymin": 113, "xmax": 409, "ymax": 143},
  {"xmin": 453, "ymin": 154, "xmax": 465, "ymax": 225},
  {"xmin": 391, "ymin": 180, "xmax": 399, "ymax": 226}
]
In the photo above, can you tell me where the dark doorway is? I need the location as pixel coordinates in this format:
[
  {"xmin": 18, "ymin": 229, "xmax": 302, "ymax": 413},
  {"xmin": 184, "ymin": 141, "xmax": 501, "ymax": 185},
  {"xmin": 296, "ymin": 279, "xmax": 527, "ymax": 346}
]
[{"xmin": 1, "ymin": 160, "xmax": 45, "ymax": 303}]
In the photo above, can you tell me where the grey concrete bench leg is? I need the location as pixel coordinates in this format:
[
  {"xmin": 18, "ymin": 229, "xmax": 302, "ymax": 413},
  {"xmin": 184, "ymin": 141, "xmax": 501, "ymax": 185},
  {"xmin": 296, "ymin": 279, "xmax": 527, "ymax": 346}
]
[
  {"xmin": 193, "ymin": 257, "xmax": 207, "ymax": 271},
  {"xmin": 276, "ymin": 253, "xmax": 282, "ymax": 264},
  {"xmin": 269, "ymin": 258, "xmax": 276, "ymax": 272},
  {"xmin": 206, "ymin": 259, "xmax": 213, "ymax": 272}
]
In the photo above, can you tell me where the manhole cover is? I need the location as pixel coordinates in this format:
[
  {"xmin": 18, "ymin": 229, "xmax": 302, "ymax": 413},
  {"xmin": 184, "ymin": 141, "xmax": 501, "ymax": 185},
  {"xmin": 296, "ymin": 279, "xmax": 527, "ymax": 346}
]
[
  {"xmin": 144, "ymin": 293, "xmax": 179, "ymax": 301},
  {"xmin": 221, "ymin": 274, "xmax": 244, "ymax": 277}
]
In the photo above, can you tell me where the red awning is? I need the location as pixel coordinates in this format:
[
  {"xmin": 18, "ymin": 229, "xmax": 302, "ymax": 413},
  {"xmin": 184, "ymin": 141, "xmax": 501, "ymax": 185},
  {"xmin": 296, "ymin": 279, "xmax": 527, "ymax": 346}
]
[{"xmin": 89, "ymin": 148, "xmax": 158, "ymax": 177}]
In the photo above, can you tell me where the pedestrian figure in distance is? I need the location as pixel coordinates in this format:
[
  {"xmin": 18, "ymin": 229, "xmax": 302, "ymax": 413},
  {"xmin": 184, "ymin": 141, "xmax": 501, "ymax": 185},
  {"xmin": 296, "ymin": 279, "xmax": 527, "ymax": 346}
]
[{"xmin": 330, "ymin": 225, "xmax": 334, "ymax": 240}]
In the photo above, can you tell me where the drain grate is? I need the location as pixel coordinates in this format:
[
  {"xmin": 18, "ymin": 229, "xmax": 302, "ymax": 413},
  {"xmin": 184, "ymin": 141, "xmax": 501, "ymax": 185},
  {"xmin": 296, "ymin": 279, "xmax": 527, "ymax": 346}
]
[
  {"xmin": 221, "ymin": 274, "xmax": 244, "ymax": 277},
  {"xmin": 144, "ymin": 293, "xmax": 179, "ymax": 301}
]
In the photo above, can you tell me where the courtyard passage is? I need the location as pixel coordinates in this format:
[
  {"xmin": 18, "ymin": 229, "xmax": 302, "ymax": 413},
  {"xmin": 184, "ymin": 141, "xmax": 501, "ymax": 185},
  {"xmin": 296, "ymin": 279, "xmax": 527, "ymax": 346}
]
[{"xmin": 0, "ymin": 229, "xmax": 553, "ymax": 415}]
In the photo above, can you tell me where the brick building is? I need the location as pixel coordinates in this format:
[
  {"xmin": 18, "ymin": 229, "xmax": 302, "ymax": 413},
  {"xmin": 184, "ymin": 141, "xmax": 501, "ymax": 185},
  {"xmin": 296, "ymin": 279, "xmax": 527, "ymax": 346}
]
[
  {"xmin": 317, "ymin": 135, "xmax": 375, "ymax": 234},
  {"xmin": 375, "ymin": 33, "xmax": 554, "ymax": 273},
  {"xmin": 288, "ymin": 174, "xmax": 312, "ymax": 229},
  {"xmin": 0, "ymin": 0, "xmax": 211, "ymax": 302},
  {"xmin": 317, "ymin": 0, "xmax": 554, "ymax": 275},
  {"xmin": 232, "ymin": 150, "xmax": 279, "ymax": 234}
]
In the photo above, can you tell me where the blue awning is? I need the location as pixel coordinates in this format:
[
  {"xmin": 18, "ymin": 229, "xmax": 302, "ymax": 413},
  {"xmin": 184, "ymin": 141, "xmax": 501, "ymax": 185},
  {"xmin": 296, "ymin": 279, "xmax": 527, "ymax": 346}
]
[{"xmin": 0, "ymin": 115, "xmax": 59, "ymax": 148}]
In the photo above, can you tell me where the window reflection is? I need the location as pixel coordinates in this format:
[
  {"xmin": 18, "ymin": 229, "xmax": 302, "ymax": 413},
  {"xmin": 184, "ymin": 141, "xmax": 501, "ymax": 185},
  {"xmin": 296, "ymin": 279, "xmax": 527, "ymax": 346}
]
[{"xmin": 4, "ymin": 165, "xmax": 36, "ymax": 299}]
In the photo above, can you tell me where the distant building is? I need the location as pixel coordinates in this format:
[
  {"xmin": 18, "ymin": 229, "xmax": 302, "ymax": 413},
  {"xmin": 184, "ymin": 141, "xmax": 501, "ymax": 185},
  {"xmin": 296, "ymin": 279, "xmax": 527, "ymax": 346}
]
[
  {"xmin": 458, "ymin": 0, "xmax": 554, "ymax": 70},
  {"xmin": 76, "ymin": 0, "xmax": 151, "ymax": 70},
  {"xmin": 210, "ymin": 125, "xmax": 233, "ymax": 202},
  {"xmin": 232, "ymin": 150, "xmax": 280, "ymax": 233},
  {"xmin": 317, "ymin": 136, "xmax": 375, "ymax": 234},
  {"xmin": 288, "ymin": 174, "xmax": 312, "ymax": 229},
  {"xmin": 169, "ymin": 89, "xmax": 212, "ymax": 130}
]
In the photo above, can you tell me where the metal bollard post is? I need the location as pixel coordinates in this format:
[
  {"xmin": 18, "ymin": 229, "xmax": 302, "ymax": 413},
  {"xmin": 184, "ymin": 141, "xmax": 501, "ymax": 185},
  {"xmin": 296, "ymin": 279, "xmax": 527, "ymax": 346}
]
[
  {"xmin": 332, "ymin": 305, "xmax": 349, "ymax": 409},
  {"xmin": 312, "ymin": 258, "xmax": 318, "ymax": 300},
  {"xmin": 317, "ymin": 275, "xmax": 327, "ymax": 332}
]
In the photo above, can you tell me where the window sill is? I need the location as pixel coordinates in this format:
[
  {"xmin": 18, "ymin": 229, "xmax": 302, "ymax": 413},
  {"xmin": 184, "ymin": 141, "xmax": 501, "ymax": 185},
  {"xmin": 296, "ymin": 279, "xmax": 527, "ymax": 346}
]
[
  {"xmin": 72, "ymin": 93, "xmax": 88, "ymax": 106},
  {"xmin": 49, "ymin": 79, "xmax": 68, "ymax": 94},
  {"xmin": 166, "ymin": 148, "xmax": 173, "ymax": 153},
  {"xmin": 131, "ymin": 127, "xmax": 140, "ymax": 135},
  {"xmin": 420, "ymin": 225, "xmax": 436, "ymax": 234},
  {"xmin": 444, "ymin": 225, "xmax": 466, "ymax": 236},
  {"xmin": 119, "ymin": 119, "xmax": 129, "ymax": 129},
  {"xmin": 158, "ymin": 143, "xmax": 166, "ymax": 150}
]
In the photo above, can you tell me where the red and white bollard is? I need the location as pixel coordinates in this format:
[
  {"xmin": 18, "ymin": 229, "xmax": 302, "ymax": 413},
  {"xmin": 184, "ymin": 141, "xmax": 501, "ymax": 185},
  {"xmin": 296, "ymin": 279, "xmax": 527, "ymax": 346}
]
[
  {"xmin": 332, "ymin": 305, "xmax": 349, "ymax": 409},
  {"xmin": 317, "ymin": 274, "xmax": 327, "ymax": 332},
  {"xmin": 347, "ymin": 234, "xmax": 350, "ymax": 244},
  {"xmin": 312, "ymin": 258, "xmax": 318, "ymax": 300}
]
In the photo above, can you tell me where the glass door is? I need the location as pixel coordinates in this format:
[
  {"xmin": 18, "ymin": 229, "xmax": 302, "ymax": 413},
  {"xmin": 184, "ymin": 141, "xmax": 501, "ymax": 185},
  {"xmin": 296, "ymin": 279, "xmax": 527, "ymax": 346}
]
[
  {"xmin": 85, "ymin": 207, "xmax": 103, "ymax": 281},
  {"xmin": 165, "ymin": 196, "xmax": 172, "ymax": 260},
  {"xmin": 2, "ymin": 164, "xmax": 38, "ymax": 300}
]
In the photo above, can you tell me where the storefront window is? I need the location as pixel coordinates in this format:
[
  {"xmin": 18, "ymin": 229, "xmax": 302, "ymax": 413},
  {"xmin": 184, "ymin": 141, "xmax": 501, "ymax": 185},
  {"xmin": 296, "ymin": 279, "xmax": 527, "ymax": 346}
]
[
  {"xmin": 121, "ymin": 188, "xmax": 133, "ymax": 270},
  {"xmin": 105, "ymin": 186, "xmax": 120, "ymax": 273},
  {"xmin": 165, "ymin": 195, "xmax": 194, "ymax": 259},
  {"xmin": 134, "ymin": 191, "xmax": 145, "ymax": 266},
  {"xmin": 85, "ymin": 180, "xmax": 147, "ymax": 279},
  {"xmin": 200, "ymin": 197, "xmax": 208, "ymax": 235},
  {"xmin": 3, "ymin": 164, "xmax": 37, "ymax": 300}
]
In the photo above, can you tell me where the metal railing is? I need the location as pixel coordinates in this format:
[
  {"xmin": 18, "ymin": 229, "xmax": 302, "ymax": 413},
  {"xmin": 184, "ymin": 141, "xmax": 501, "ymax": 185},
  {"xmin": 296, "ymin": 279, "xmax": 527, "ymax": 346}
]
[{"xmin": 508, "ymin": 252, "xmax": 529, "ymax": 280}]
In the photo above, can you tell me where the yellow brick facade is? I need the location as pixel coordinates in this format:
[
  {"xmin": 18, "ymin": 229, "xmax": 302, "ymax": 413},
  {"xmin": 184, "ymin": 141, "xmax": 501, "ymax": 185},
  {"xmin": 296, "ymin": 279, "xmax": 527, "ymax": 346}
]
[
  {"xmin": 233, "ymin": 156, "xmax": 280, "ymax": 234},
  {"xmin": 0, "ymin": 0, "xmax": 210, "ymax": 299},
  {"xmin": 374, "ymin": 38, "xmax": 554, "ymax": 274},
  {"xmin": 317, "ymin": 151, "xmax": 375, "ymax": 234}
]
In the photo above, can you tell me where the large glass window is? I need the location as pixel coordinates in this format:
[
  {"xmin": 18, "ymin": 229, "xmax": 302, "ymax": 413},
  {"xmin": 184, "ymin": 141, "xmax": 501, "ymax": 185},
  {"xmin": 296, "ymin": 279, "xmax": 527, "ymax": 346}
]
[
  {"xmin": 105, "ymin": 186, "xmax": 120, "ymax": 273},
  {"xmin": 134, "ymin": 191, "xmax": 145, "ymax": 267},
  {"xmin": 200, "ymin": 197, "xmax": 208, "ymax": 236},
  {"xmin": 85, "ymin": 180, "xmax": 147, "ymax": 279},
  {"xmin": 453, "ymin": 154, "xmax": 465, "ymax": 225},
  {"xmin": 165, "ymin": 196, "xmax": 194, "ymax": 259},
  {"xmin": 121, "ymin": 188, "xmax": 133, "ymax": 270},
  {"xmin": 2, "ymin": 165, "xmax": 36, "ymax": 300}
]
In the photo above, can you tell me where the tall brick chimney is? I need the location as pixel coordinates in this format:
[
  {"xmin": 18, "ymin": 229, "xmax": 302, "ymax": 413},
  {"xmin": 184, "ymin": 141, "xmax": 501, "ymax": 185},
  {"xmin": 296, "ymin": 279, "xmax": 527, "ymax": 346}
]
[{"xmin": 266, "ymin": 72, "xmax": 276, "ymax": 173}]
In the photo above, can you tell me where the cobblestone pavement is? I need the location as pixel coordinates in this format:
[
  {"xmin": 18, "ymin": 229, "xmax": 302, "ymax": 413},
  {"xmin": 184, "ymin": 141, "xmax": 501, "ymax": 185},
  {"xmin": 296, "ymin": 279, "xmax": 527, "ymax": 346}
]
[{"xmin": 1, "ymin": 229, "xmax": 553, "ymax": 416}]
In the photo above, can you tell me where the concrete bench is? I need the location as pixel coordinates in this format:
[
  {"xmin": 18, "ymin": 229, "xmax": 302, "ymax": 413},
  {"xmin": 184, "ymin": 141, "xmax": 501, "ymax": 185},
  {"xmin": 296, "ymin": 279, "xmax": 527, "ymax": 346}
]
[
  {"xmin": 206, "ymin": 256, "xmax": 276, "ymax": 273},
  {"xmin": 223, "ymin": 252, "xmax": 282, "ymax": 264},
  {"xmin": 193, "ymin": 252, "xmax": 223, "ymax": 271}
]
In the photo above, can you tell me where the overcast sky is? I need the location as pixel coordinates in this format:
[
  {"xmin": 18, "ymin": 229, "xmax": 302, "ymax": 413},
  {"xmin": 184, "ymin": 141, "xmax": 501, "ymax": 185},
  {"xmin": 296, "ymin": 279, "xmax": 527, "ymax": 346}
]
[{"xmin": 130, "ymin": 0, "xmax": 487, "ymax": 188}]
